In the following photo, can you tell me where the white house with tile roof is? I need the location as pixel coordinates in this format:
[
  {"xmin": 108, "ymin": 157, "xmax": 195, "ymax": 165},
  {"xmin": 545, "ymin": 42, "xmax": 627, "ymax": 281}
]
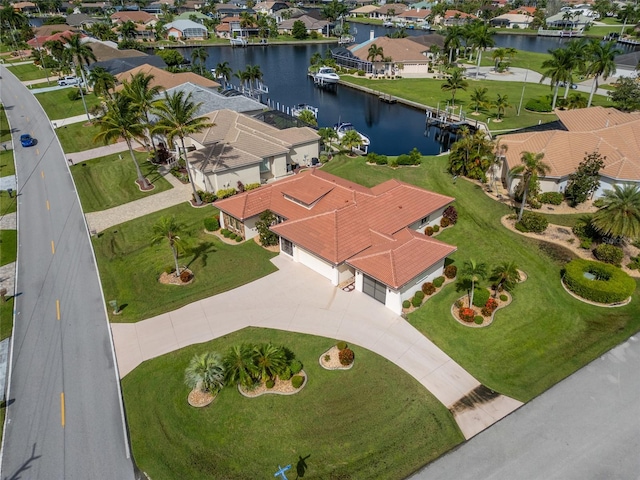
[
  {"xmin": 497, "ymin": 107, "xmax": 640, "ymax": 198},
  {"xmin": 215, "ymin": 169, "xmax": 456, "ymax": 313}
]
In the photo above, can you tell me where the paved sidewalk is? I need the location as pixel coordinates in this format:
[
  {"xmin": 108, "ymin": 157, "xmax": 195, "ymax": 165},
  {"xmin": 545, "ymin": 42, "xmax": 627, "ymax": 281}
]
[
  {"xmin": 85, "ymin": 167, "xmax": 192, "ymax": 232},
  {"xmin": 111, "ymin": 255, "xmax": 522, "ymax": 439},
  {"xmin": 66, "ymin": 141, "xmax": 130, "ymax": 164},
  {"xmin": 0, "ymin": 212, "xmax": 16, "ymax": 229},
  {"xmin": 52, "ymin": 113, "xmax": 96, "ymax": 128}
]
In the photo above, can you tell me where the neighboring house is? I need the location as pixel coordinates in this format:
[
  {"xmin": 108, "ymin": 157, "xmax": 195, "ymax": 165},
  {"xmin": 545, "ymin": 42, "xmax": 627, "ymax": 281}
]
[
  {"xmin": 159, "ymin": 83, "xmax": 266, "ymax": 117},
  {"xmin": 165, "ymin": 19, "xmax": 209, "ymax": 39},
  {"xmin": 87, "ymin": 53, "xmax": 166, "ymax": 75},
  {"xmin": 370, "ymin": 4, "xmax": 407, "ymax": 20},
  {"xmin": 615, "ymin": 50, "xmax": 640, "ymax": 78},
  {"xmin": 110, "ymin": 11, "xmax": 157, "ymax": 27},
  {"xmin": 215, "ymin": 169, "xmax": 456, "ymax": 314},
  {"xmin": 254, "ymin": 1, "xmax": 289, "ymax": 16},
  {"xmin": 497, "ymin": 107, "xmax": 640, "ymax": 199},
  {"xmin": 278, "ymin": 15, "xmax": 330, "ymax": 36},
  {"xmin": 11, "ymin": 1, "xmax": 37, "ymax": 13},
  {"xmin": 214, "ymin": 3, "xmax": 245, "ymax": 19},
  {"xmin": 66, "ymin": 13, "xmax": 98, "ymax": 29},
  {"xmin": 545, "ymin": 12, "xmax": 593, "ymax": 29},
  {"xmin": 27, "ymin": 30, "xmax": 78, "ymax": 50},
  {"xmin": 175, "ymin": 11, "xmax": 209, "ymax": 23},
  {"xmin": 490, "ymin": 13, "xmax": 534, "ymax": 28},
  {"xmin": 114, "ymin": 64, "xmax": 219, "ymax": 91},
  {"xmin": 184, "ymin": 108, "xmax": 320, "ymax": 191},
  {"xmin": 349, "ymin": 5, "xmax": 378, "ymax": 17},
  {"xmin": 397, "ymin": 8, "xmax": 430, "ymax": 24},
  {"xmin": 435, "ymin": 10, "xmax": 478, "ymax": 26}
]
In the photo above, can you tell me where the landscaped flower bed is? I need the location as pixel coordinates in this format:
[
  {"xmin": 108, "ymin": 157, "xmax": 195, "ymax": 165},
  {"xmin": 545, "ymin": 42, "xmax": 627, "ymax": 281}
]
[
  {"xmin": 319, "ymin": 341, "xmax": 355, "ymax": 370},
  {"xmin": 450, "ymin": 291, "xmax": 512, "ymax": 328},
  {"xmin": 403, "ymin": 267, "xmax": 457, "ymax": 313}
]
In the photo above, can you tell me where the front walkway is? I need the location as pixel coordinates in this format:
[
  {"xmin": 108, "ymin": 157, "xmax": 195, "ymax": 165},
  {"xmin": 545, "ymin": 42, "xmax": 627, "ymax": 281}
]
[{"xmin": 111, "ymin": 255, "xmax": 522, "ymax": 439}]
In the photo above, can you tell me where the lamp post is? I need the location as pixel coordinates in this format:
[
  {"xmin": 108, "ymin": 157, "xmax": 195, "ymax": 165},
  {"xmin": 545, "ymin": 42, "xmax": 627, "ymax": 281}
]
[
  {"xmin": 517, "ymin": 65, "xmax": 529, "ymax": 116},
  {"xmin": 73, "ymin": 62, "xmax": 91, "ymax": 122}
]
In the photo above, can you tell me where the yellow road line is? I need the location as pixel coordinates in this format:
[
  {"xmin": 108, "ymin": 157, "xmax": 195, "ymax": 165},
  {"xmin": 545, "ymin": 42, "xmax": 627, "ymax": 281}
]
[
  {"xmin": 51, "ymin": 240, "xmax": 55, "ymax": 254},
  {"xmin": 36, "ymin": 148, "xmax": 39, "ymax": 155},
  {"xmin": 46, "ymin": 200, "xmax": 50, "ymax": 210},
  {"xmin": 56, "ymin": 299, "xmax": 60, "ymax": 320},
  {"xmin": 41, "ymin": 170, "xmax": 44, "ymax": 178},
  {"xmin": 60, "ymin": 392, "xmax": 65, "ymax": 427}
]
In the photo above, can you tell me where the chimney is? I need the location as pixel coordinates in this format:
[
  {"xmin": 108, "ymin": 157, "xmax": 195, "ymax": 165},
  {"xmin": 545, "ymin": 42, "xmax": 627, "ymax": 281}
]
[{"xmin": 370, "ymin": 30, "xmax": 375, "ymax": 41}]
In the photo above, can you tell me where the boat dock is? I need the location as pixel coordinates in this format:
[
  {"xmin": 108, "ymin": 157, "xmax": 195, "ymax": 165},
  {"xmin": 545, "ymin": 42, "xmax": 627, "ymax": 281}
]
[{"xmin": 308, "ymin": 71, "xmax": 338, "ymax": 90}]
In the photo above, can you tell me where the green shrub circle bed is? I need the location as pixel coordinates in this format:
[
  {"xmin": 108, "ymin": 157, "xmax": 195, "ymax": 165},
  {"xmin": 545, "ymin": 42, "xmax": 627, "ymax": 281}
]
[{"xmin": 562, "ymin": 259, "xmax": 635, "ymax": 304}]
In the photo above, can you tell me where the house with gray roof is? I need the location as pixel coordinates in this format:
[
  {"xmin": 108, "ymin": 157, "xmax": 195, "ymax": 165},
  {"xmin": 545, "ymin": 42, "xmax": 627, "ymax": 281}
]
[{"xmin": 165, "ymin": 19, "xmax": 209, "ymax": 39}]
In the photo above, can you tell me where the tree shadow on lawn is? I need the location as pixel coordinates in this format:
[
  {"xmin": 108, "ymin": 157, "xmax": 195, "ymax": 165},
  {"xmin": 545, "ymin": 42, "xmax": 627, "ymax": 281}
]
[{"xmin": 186, "ymin": 241, "xmax": 216, "ymax": 269}]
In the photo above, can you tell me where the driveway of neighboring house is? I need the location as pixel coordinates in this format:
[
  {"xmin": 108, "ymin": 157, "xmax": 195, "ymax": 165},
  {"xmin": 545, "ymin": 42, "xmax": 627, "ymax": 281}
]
[{"xmin": 111, "ymin": 254, "xmax": 522, "ymax": 439}]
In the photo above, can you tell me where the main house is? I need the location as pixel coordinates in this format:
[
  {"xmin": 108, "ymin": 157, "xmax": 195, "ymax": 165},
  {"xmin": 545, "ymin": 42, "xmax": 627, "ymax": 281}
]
[
  {"xmin": 497, "ymin": 107, "xmax": 640, "ymax": 198},
  {"xmin": 215, "ymin": 169, "xmax": 456, "ymax": 314}
]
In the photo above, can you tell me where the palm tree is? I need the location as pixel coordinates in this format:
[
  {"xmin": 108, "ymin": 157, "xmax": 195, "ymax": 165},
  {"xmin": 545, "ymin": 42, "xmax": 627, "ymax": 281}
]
[
  {"xmin": 540, "ymin": 47, "xmax": 572, "ymax": 110},
  {"xmin": 297, "ymin": 109, "xmax": 317, "ymax": 126},
  {"xmin": 509, "ymin": 151, "xmax": 550, "ymax": 221},
  {"xmin": 469, "ymin": 22, "xmax": 494, "ymax": 77},
  {"xmin": 591, "ymin": 184, "xmax": 640, "ymax": 241},
  {"xmin": 234, "ymin": 68, "xmax": 250, "ymax": 91},
  {"xmin": 461, "ymin": 259, "xmax": 487, "ymax": 308},
  {"xmin": 567, "ymin": 92, "xmax": 587, "ymax": 109},
  {"xmin": 121, "ymin": 72, "xmax": 162, "ymax": 160},
  {"xmin": 318, "ymin": 127, "xmax": 337, "ymax": 152},
  {"xmin": 440, "ymin": 68, "xmax": 468, "ymax": 106},
  {"xmin": 223, "ymin": 344, "xmax": 258, "ymax": 388},
  {"xmin": 184, "ymin": 352, "xmax": 225, "ymax": 394},
  {"xmin": 586, "ymin": 40, "xmax": 620, "ymax": 107},
  {"xmin": 469, "ymin": 87, "xmax": 489, "ymax": 113},
  {"xmin": 246, "ymin": 64, "xmax": 264, "ymax": 94},
  {"xmin": 120, "ymin": 20, "xmax": 137, "ymax": 41},
  {"xmin": 367, "ymin": 43, "xmax": 384, "ymax": 63},
  {"xmin": 152, "ymin": 90, "xmax": 215, "ymax": 206},
  {"xmin": 494, "ymin": 93, "xmax": 510, "ymax": 120},
  {"xmin": 88, "ymin": 66, "xmax": 115, "ymax": 99},
  {"xmin": 340, "ymin": 129, "xmax": 363, "ymax": 155},
  {"xmin": 93, "ymin": 94, "xmax": 150, "ymax": 189},
  {"xmin": 151, "ymin": 216, "xmax": 184, "ymax": 276},
  {"xmin": 191, "ymin": 46, "xmax": 208, "ymax": 75},
  {"xmin": 253, "ymin": 343, "xmax": 288, "ymax": 381},
  {"xmin": 63, "ymin": 33, "xmax": 97, "ymax": 88},
  {"xmin": 214, "ymin": 61, "xmax": 233, "ymax": 88},
  {"xmin": 444, "ymin": 26, "xmax": 463, "ymax": 65},
  {"xmin": 563, "ymin": 39, "xmax": 587, "ymax": 99},
  {"xmin": 492, "ymin": 47, "xmax": 506, "ymax": 71},
  {"xmin": 490, "ymin": 262, "xmax": 520, "ymax": 293}
]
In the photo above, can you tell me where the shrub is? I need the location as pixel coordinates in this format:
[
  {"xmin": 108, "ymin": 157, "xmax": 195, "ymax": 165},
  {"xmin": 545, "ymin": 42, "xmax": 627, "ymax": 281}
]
[
  {"xmin": 443, "ymin": 205, "xmax": 458, "ymax": 224},
  {"xmin": 216, "ymin": 187, "xmax": 236, "ymax": 199},
  {"xmin": 367, "ymin": 152, "xmax": 388, "ymax": 165},
  {"xmin": 421, "ymin": 282, "xmax": 436, "ymax": 295},
  {"xmin": 499, "ymin": 294, "xmax": 508, "ymax": 302},
  {"xmin": 196, "ymin": 190, "xmax": 217, "ymax": 203},
  {"xmin": 454, "ymin": 299, "xmax": 463, "ymax": 309},
  {"xmin": 291, "ymin": 375, "xmax": 305, "ymax": 388},
  {"xmin": 627, "ymin": 256, "xmax": 640, "ymax": 271},
  {"xmin": 593, "ymin": 243, "xmax": 623, "ymax": 265},
  {"xmin": 481, "ymin": 298, "xmax": 499, "ymax": 316},
  {"xmin": 563, "ymin": 259, "xmax": 635, "ymax": 304},
  {"xmin": 279, "ymin": 367, "xmax": 292, "ymax": 381},
  {"xmin": 388, "ymin": 157, "xmax": 398, "ymax": 168},
  {"xmin": 204, "ymin": 217, "xmax": 219, "ymax": 231},
  {"xmin": 265, "ymin": 379, "xmax": 275, "ymax": 389},
  {"xmin": 338, "ymin": 348, "xmax": 355, "ymax": 366},
  {"xmin": 593, "ymin": 198, "xmax": 605, "ymax": 208},
  {"xmin": 323, "ymin": 354, "xmax": 331, "ymax": 362},
  {"xmin": 244, "ymin": 183, "xmax": 261, "ymax": 191},
  {"xmin": 336, "ymin": 341, "xmax": 347, "ymax": 350},
  {"xmin": 164, "ymin": 266, "xmax": 175, "ymax": 274},
  {"xmin": 472, "ymin": 288, "xmax": 490, "ymax": 308},
  {"xmin": 517, "ymin": 211, "xmax": 549, "ymax": 233},
  {"xmin": 440, "ymin": 217, "xmax": 450, "ymax": 228},
  {"xmin": 229, "ymin": 233, "xmax": 238, "ymax": 240},
  {"xmin": 433, "ymin": 224, "xmax": 440, "ymax": 233},
  {"xmin": 444, "ymin": 265, "xmax": 457, "ymax": 279},
  {"xmin": 425, "ymin": 226, "xmax": 434, "ymax": 236},
  {"xmin": 411, "ymin": 295, "xmax": 422, "ymax": 307},
  {"xmin": 396, "ymin": 154, "xmax": 413, "ymax": 166},
  {"xmin": 458, "ymin": 307, "xmax": 475, "ymax": 322},
  {"xmin": 572, "ymin": 220, "xmax": 597, "ymax": 241},
  {"xmin": 538, "ymin": 192, "xmax": 564, "ymax": 205},
  {"xmin": 433, "ymin": 276, "xmax": 445, "ymax": 288},
  {"xmin": 525, "ymin": 97, "xmax": 552, "ymax": 112},
  {"xmin": 474, "ymin": 316, "xmax": 484, "ymax": 324},
  {"xmin": 402, "ymin": 300, "xmax": 411, "ymax": 309},
  {"xmin": 579, "ymin": 238, "xmax": 592, "ymax": 249},
  {"xmin": 357, "ymin": 69, "xmax": 365, "ymax": 76},
  {"xmin": 235, "ymin": 236, "xmax": 242, "ymax": 242},
  {"xmin": 180, "ymin": 270, "xmax": 193, "ymax": 283},
  {"xmin": 289, "ymin": 359, "xmax": 303, "ymax": 374},
  {"xmin": 414, "ymin": 290, "xmax": 425, "ymax": 301},
  {"xmin": 529, "ymin": 198, "xmax": 542, "ymax": 209}
]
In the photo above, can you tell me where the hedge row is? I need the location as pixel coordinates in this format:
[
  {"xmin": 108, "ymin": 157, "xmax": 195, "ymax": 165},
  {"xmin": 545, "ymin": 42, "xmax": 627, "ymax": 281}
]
[{"xmin": 563, "ymin": 259, "xmax": 635, "ymax": 304}]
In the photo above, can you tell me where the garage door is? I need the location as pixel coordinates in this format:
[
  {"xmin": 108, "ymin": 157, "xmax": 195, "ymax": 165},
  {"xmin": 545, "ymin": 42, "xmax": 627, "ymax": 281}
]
[{"xmin": 363, "ymin": 275, "xmax": 386, "ymax": 304}]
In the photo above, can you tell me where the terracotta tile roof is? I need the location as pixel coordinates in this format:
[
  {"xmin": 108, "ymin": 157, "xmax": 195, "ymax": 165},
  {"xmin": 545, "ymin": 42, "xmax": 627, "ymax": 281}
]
[
  {"xmin": 347, "ymin": 229, "xmax": 457, "ymax": 289},
  {"xmin": 398, "ymin": 9, "xmax": 430, "ymax": 19},
  {"xmin": 350, "ymin": 36, "xmax": 428, "ymax": 62},
  {"xmin": 217, "ymin": 169, "xmax": 455, "ymax": 266},
  {"xmin": 498, "ymin": 107, "xmax": 640, "ymax": 181},
  {"xmin": 111, "ymin": 11, "xmax": 156, "ymax": 24},
  {"xmin": 27, "ymin": 30, "xmax": 77, "ymax": 47},
  {"xmin": 444, "ymin": 9, "xmax": 477, "ymax": 19},
  {"xmin": 114, "ymin": 64, "xmax": 219, "ymax": 91}
]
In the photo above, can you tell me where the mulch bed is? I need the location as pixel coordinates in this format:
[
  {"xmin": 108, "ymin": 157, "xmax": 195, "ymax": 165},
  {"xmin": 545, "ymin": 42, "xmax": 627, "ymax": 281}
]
[
  {"xmin": 158, "ymin": 268, "xmax": 194, "ymax": 286},
  {"xmin": 319, "ymin": 346, "xmax": 354, "ymax": 370},
  {"xmin": 238, "ymin": 371, "xmax": 307, "ymax": 397},
  {"xmin": 188, "ymin": 389, "xmax": 216, "ymax": 407},
  {"xmin": 136, "ymin": 178, "xmax": 155, "ymax": 191},
  {"xmin": 451, "ymin": 292, "xmax": 512, "ymax": 328}
]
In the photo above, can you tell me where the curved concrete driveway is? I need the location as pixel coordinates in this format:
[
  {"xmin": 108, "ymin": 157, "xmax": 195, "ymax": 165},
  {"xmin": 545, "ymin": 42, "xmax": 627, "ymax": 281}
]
[{"xmin": 112, "ymin": 255, "xmax": 522, "ymax": 439}]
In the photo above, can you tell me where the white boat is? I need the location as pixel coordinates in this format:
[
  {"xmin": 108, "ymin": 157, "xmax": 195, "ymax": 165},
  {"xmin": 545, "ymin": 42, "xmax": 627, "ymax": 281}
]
[
  {"xmin": 230, "ymin": 37, "xmax": 247, "ymax": 47},
  {"xmin": 314, "ymin": 66, "xmax": 340, "ymax": 85},
  {"xmin": 383, "ymin": 20, "xmax": 394, "ymax": 27},
  {"xmin": 334, "ymin": 122, "xmax": 370, "ymax": 153},
  {"xmin": 291, "ymin": 104, "xmax": 318, "ymax": 119}
]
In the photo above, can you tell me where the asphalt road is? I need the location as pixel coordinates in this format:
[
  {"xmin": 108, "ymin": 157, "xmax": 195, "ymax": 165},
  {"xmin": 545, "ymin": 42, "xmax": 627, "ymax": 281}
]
[
  {"xmin": 410, "ymin": 334, "xmax": 640, "ymax": 480},
  {"xmin": 0, "ymin": 66, "xmax": 135, "ymax": 480}
]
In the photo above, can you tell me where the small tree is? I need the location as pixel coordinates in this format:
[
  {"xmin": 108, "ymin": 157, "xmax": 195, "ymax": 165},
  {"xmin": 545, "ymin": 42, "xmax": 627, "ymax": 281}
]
[
  {"xmin": 255, "ymin": 210, "xmax": 279, "ymax": 246},
  {"xmin": 341, "ymin": 129, "xmax": 363, "ymax": 155},
  {"xmin": 490, "ymin": 262, "xmax": 520, "ymax": 293},
  {"xmin": 608, "ymin": 77, "xmax": 640, "ymax": 112},
  {"xmin": 184, "ymin": 352, "xmax": 225, "ymax": 393},
  {"xmin": 292, "ymin": 20, "xmax": 308, "ymax": 39},
  {"xmin": 253, "ymin": 343, "xmax": 288, "ymax": 381},
  {"xmin": 151, "ymin": 216, "xmax": 185, "ymax": 276},
  {"xmin": 461, "ymin": 259, "xmax": 487, "ymax": 308},
  {"xmin": 297, "ymin": 109, "xmax": 317, "ymax": 126},
  {"xmin": 565, "ymin": 151, "xmax": 605, "ymax": 207}
]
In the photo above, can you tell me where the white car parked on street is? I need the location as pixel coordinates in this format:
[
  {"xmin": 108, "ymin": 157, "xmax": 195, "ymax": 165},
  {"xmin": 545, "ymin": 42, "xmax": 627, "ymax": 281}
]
[{"xmin": 57, "ymin": 75, "xmax": 81, "ymax": 86}]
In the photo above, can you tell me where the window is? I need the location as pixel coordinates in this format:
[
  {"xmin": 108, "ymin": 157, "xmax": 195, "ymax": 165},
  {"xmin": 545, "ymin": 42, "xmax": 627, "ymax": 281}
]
[
  {"xmin": 420, "ymin": 215, "xmax": 430, "ymax": 226},
  {"xmin": 281, "ymin": 238, "xmax": 293, "ymax": 256},
  {"xmin": 260, "ymin": 158, "xmax": 270, "ymax": 173}
]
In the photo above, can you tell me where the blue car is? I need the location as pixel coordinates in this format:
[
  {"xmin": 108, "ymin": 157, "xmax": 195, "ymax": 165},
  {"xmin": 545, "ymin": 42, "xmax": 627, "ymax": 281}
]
[{"xmin": 20, "ymin": 134, "xmax": 35, "ymax": 147}]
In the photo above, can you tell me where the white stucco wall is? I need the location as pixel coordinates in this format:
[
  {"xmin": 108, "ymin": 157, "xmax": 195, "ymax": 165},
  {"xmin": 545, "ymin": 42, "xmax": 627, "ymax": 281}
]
[
  {"xmin": 338, "ymin": 263, "xmax": 354, "ymax": 284},
  {"xmin": 410, "ymin": 206, "xmax": 447, "ymax": 233},
  {"xmin": 296, "ymin": 248, "xmax": 339, "ymax": 285},
  {"xmin": 289, "ymin": 141, "xmax": 321, "ymax": 168},
  {"xmin": 243, "ymin": 215, "xmax": 259, "ymax": 240},
  {"xmin": 210, "ymin": 164, "xmax": 261, "ymax": 193}
]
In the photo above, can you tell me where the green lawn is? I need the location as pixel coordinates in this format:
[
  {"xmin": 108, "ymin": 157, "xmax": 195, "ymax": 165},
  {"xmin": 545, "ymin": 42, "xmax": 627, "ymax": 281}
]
[
  {"xmin": 71, "ymin": 152, "xmax": 172, "ymax": 212},
  {"xmin": 322, "ymin": 155, "xmax": 640, "ymax": 402},
  {"xmin": 0, "ymin": 107, "xmax": 12, "ymax": 144},
  {"xmin": 0, "ymin": 296, "xmax": 14, "ymax": 342},
  {"xmin": 94, "ymin": 203, "xmax": 279, "ymax": 322},
  {"xmin": 56, "ymin": 121, "xmax": 113, "ymax": 153},
  {"xmin": 540, "ymin": 211, "xmax": 592, "ymax": 227},
  {"xmin": 0, "ymin": 230, "xmax": 17, "ymax": 266},
  {"xmin": 0, "ymin": 149, "xmax": 15, "ymax": 178},
  {"xmin": 35, "ymin": 88, "xmax": 102, "ymax": 120},
  {"xmin": 0, "ymin": 191, "xmax": 17, "ymax": 215},
  {"xmin": 122, "ymin": 328, "xmax": 463, "ymax": 480},
  {"xmin": 342, "ymin": 76, "xmax": 610, "ymax": 133},
  {"xmin": 6, "ymin": 63, "xmax": 50, "ymax": 81}
]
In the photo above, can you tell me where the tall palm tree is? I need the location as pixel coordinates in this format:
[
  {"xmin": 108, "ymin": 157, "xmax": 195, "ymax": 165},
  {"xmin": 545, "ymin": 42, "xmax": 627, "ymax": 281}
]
[
  {"xmin": 88, "ymin": 66, "xmax": 115, "ymax": 99},
  {"xmin": 509, "ymin": 151, "xmax": 550, "ymax": 221},
  {"xmin": 93, "ymin": 94, "xmax": 150, "ymax": 189},
  {"xmin": 367, "ymin": 43, "xmax": 384, "ymax": 63},
  {"xmin": 567, "ymin": 92, "xmax": 587, "ymax": 109},
  {"xmin": 184, "ymin": 352, "xmax": 225, "ymax": 393},
  {"xmin": 119, "ymin": 20, "xmax": 137, "ymax": 41},
  {"xmin": 540, "ymin": 47, "xmax": 572, "ymax": 110},
  {"xmin": 122, "ymin": 72, "xmax": 162, "ymax": 160},
  {"xmin": 246, "ymin": 64, "xmax": 263, "ymax": 94},
  {"xmin": 494, "ymin": 93, "xmax": 510, "ymax": 120},
  {"xmin": 234, "ymin": 68, "xmax": 250, "ymax": 91},
  {"xmin": 191, "ymin": 46, "xmax": 208, "ymax": 75},
  {"xmin": 490, "ymin": 261, "xmax": 520, "ymax": 293},
  {"xmin": 469, "ymin": 87, "xmax": 489, "ymax": 113},
  {"xmin": 492, "ymin": 47, "xmax": 506, "ymax": 71},
  {"xmin": 591, "ymin": 184, "xmax": 640, "ymax": 240},
  {"xmin": 440, "ymin": 68, "xmax": 468, "ymax": 106},
  {"xmin": 562, "ymin": 39, "xmax": 588, "ymax": 99},
  {"xmin": 152, "ymin": 91, "xmax": 215, "ymax": 206},
  {"xmin": 444, "ymin": 25, "xmax": 463, "ymax": 65},
  {"xmin": 151, "ymin": 216, "xmax": 185, "ymax": 276},
  {"xmin": 341, "ymin": 129, "xmax": 363, "ymax": 155},
  {"xmin": 214, "ymin": 61, "xmax": 233, "ymax": 88},
  {"xmin": 586, "ymin": 40, "xmax": 620, "ymax": 107},
  {"xmin": 469, "ymin": 22, "xmax": 495, "ymax": 77},
  {"xmin": 63, "ymin": 33, "xmax": 97, "ymax": 88},
  {"xmin": 461, "ymin": 259, "xmax": 487, "ymax": 308},
  {"xmin": 318, "ymin": 127, "xmax": 337, "ymax": 152},
  {"xmin": 253, "ymin": 343, "xmax": 288, "ymax": 381},
  {"xmin": 223, "ymin": 344, "xmax": 258, "ymax": 388}
]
